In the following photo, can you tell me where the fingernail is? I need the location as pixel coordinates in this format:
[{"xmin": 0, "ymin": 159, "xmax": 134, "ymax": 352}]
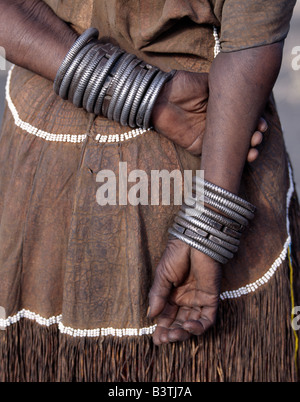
[{"xmin": 146, "ymin": 306, "xmax": 151, "ymax": 318}]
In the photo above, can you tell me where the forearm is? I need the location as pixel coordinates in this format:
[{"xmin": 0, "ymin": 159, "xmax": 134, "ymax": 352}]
[
  {"xmin": 201, "ymin": 42, "xmax": 283, "ymax": 194},
  {"xmin": 0, "ymin": 0, "xmax": 77, "ymax": 81}
]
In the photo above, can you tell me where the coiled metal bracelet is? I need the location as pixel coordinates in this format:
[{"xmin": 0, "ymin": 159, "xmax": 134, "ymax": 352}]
[
  {"xmin": 53, "ymin": 28, "xmax": 175, "ymax": 129},
  {"xmin": 169, "ymin": 178, "xmax": 256, "ymax": 264}
]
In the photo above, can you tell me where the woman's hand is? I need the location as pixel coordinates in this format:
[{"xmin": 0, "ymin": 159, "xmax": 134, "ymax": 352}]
[
  {"xmin": 152, "ymin": 70, "xmax": 209, "ymax": 155},
  {"xmin": 148, "ymin": 239, "xmax": 222, "ymax": 345},
  {"xmin": 152, "ymin": 70, "xmax": 267, "ymax": 161}
]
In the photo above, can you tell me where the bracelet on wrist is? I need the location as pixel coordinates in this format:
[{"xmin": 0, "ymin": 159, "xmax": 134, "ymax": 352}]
[
  {"xmin": 54, "ymin": 28, "xmax": 175, "ymax": 129},
  {"xmin": 169, "ymin": 178, "xmax": 256, "ymax": 264}
]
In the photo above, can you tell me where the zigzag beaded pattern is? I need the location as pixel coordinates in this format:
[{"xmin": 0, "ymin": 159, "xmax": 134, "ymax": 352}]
[{"xmin": 0, "ymin": 308, "xmax": 156, "ymax": 337}]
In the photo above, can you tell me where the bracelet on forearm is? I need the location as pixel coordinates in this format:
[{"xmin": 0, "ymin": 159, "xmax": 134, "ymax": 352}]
[
  {"xmin": 169, "ymin": 178, "xmax": 256, "ymax": 264},
  {"xmin": 53, "ymin": 28, "xmax": 175, "ymax": 129}
]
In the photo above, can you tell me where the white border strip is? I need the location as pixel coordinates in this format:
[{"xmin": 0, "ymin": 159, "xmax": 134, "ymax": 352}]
[
  {"xmin": 213, "ymin": 26, "xmax": 221, "ymax": 58},
  {"xmin": 58, "ymin": 321, "xmax": 157, "ymax": 337},
  {"xmin": 0, "ymin": 309, "xmax": 61, "ymax": 329},
  {"xmin": 219, "ymin": 236, "xmax": 291, "ymax": 300},
  {"xmin": 5, "ymin": 66, "xmax": 148, "ymax": 144},
  {"xmin": 0, "ymin": 308, "xmax": 156, "ymax": 337}
]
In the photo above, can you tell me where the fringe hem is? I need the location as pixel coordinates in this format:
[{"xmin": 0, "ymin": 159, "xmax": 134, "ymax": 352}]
[{"xmin": 0, "ymin": 257, "xmax": 298, "ymax": 382}]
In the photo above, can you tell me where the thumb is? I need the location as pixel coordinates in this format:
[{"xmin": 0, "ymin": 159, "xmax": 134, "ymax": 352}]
[
  {"xmin": 148, "ymin": 239, "xmax": 190, "ymax": 318},
  {"xmin": 148, "ymin": 259, "xmax": 173, "ymax": 319}
]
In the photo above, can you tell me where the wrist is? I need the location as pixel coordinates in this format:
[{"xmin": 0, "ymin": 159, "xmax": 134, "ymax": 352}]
[{"xmin": 169, "ymin": 176, "xmax": 256, "ymax": 265}]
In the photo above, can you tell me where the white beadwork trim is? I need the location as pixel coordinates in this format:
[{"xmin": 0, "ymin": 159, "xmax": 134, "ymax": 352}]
[
  {"xmin": 0, "ymin": 308, "xmax": 157, "ymax": 337},
  {"xmin": 94, "ymin": 128, "xmax": 149, "ymax": 143},
  {"xmin": 58, "ymin": 322, "xmax": 157, "ymax": 337},
  {"xmin": 219, "ymin": 236, "xmax": 291, "ymax": 300},
  {"xmin": 213, "ymin": 26, "xmax": 221, "ymax": 58},
  {"xmin": 5, "ymin": 66, "xmax": 149, "ymax": 144},
  {"xmin": 220, "ymin": 162, "xmax": 294, "ymax": 300},
  {"xmin": 0, "ymin": 308, "xmax": 62, "ymax": 329}
]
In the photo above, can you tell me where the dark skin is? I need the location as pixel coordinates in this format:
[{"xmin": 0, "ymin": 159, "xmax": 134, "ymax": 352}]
[
  {"xmin": 0, "ymin": 0, "xmax": 278, "ymax": 345},
  {"xmin": 151, "ymin": 69, "xmax": 267, "ymax": 162}
]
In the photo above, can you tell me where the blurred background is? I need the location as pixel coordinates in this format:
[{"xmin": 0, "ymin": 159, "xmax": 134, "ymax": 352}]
[
  {"xmin": 0, "ymin": 4, "xmax": 299, "ymax": 194},
  {"xmin": 273, "ymin": 2, "xmax": 300, "ymax": 194}
]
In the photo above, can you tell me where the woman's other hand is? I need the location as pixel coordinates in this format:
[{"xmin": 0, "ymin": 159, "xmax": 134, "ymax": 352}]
[
  {"xmin": 148, "ymin": 239, "xmax": 222, "ymax": 345},
  {"xmin": 152, "ymin": 70, "xmax": 267, "ymax": 160}
]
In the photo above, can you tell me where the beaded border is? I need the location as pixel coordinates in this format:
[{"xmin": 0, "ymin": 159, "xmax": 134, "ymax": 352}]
[
  {"xmin": 213, "ymin": 26, "xmax": 221, "ymax": 58},
  {"xmin": 5, "ymin": 66, "xmax": 149, "ymax": 144},
  {"xmin": 0, "ymin": 164, "xmax": 294, "ymax": 336},
  {"xmin": 0, "ymin": 308, "xmax": 156, "ymax": 337}
]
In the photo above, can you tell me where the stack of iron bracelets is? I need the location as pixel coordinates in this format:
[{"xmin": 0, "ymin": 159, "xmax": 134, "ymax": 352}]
[
  {"xmin": 53, "ymin": 27, "xmax": 175, "ymax": 129},
  {"xmin": 169, "ymin": 176, "xmax": 256, "ymax": 264}
]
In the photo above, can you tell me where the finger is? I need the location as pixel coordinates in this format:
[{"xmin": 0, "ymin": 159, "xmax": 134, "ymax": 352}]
[
  {"xmin": 154, "ymin": 320, "xmax": 192, "ymax": 345},
  {"xmin": 166, "ymin": 306, "xmax": 194, "ymax": 342},
  {"xmin": 152, "ymin": 302, "xmax": 179, "ymax": 345},
  {"xmin": 155, "ymin": 301, "xmax": 179, "ymax": 330},
  {"xmin": 153, "ymin": 304, "xmax": 192, "ymax": 344},
  {"xmin": 251, "ymin": 131, "xmax": 263, "ymax": 147},
  {"xmin": 152, "ymin": 325, "xmax": 171, "ymax": 345},
  {"xmin": 148, "ymin": 240, "xmax": 190, "ymax": 319},
  {"xmin": 167, "ymin": 327, "xmax": 191, "ymax": 342},
  {"xmin": 182, "ymin": 305, "xmax": 217, "ymax": 336},
  {"xmin": 171, "ymin": 305, "xmax": 192, "ymax": 323},
  {"xmin": 182, "ymin": 319, "xmax": 210, "ymax": 336},
  {"xmin": 153, "ymin": 323, "xmax": 191, "ymax": 344},
  {"xmin": 257, "ymin": 117, "xmax": 268, "ymax": 133},
  {"xmin": 183, "ymin": 305, "xmax": 202, "ymax": 322},
  {"xmin": 148, "ymin": 268, "xmax": 174, "ymax": 319},
  {"xmin": 247, "ymin": 148, "xmax": 259, "ymax": 163}
]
